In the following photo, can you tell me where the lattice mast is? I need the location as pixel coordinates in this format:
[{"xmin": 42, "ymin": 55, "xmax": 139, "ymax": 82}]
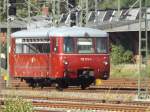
[{"xmin": 138, "ymin": 0, "xmax": 149, "ymax": 99}]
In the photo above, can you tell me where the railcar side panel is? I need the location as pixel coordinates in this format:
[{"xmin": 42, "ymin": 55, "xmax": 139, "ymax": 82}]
[{"xmin": 13, "ymin": 54, "xmax": 49, "ymax": 78}]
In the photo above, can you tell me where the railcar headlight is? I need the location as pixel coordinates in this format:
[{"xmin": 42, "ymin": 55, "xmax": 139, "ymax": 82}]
[
  {"xmin": 63, "ymin": 60, "xmax": 69, "ymax": 65},
  {"xmin": 103, "ymin": 61, "xmax": 108, "ymax": 65}
]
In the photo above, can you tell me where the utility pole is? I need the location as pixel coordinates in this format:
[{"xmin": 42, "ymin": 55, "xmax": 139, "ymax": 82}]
[
  {"xmin": 0, "ymin": 29, "xmax": 2, "ymax": 79},
  {"xmin": 79, "ymin": 0, "xmax": 88, "ymax": 27},
  {"xmin": 145, "ymin": 0, "xmax": 148, "ymax": 69},
  {"xmin": 52, "ymin": 0, "xmax": 60, "ymax": 26},
  {"xmin": 0, "ymin": 1, "xmax": 2, "ymax": 78},
  {"xmin": 6, "ymin": 0, "xmax": 10, "ymax": 88},
  {"xmin": 138, "ymin": 0, "xmax": 142, "ymax": 99},
  {"xmin": 0, "ymin": 29, "xmax": 2, "ymax": 88},
  {"xmin": 28, "ymin": 0, "xmax": 31, "ymax": 26},
  {"xmin": 138, "ymin": 0, "xmax": 149, "ymax": 99},
  {"xmin": 117, "ymin": 0, "xmax": 120, "ymax": 21},
  {"xmin": 6, "ymin": 0, "xmax": 16, "ymax": 87},
  {"xmin": 95, "ymin": 0, "xmax": 98, "ymax": 23},
  {"xmin": 144, "ymin": 0, "xmax": 148, "ymax": 97},
  {"xmin": 79, "ymin": 0, "xmax": 83, "ymax": 26},
  {"xmin": 85, "ymin": 0, "xmax": 88, "ymax": 25}
]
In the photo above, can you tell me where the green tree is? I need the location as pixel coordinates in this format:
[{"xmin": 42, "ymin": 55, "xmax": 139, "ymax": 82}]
[
  {"xmin": 0, "ymin": 0, "xmax": 6, "ymax": 21},
  {"xmin": 111, "ymin": 44, "xmax": 124, "ymax": 65},
  {"xmin": 111, "ymin": 44, "xmax": 133, "ymax": 65},
  {"xmin": 123, "ymin": 50, "xmax": 133, "ymax": 63}
]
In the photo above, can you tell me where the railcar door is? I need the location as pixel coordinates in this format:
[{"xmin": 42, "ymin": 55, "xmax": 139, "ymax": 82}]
[
  {"xmin": 14, "ymin": 38, "xmax": 50, "ymax": 78},
  {"xmin": 50, "ymin": 37, "xmax": 64, "ymax": 78}
]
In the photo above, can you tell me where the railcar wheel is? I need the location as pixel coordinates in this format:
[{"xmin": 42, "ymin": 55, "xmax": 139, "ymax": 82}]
[
  {"xmin": 56, "ymin": 86, "xmax": 63, "ymax": 91},
  {"xmin": 56, "ymin": 78, "xmax": 69, "ymax": 91},
  {"xmin": 80, "ymin": 76, "xmax": 95, "ymax": 90},
  {"xmin": 80, "ymin": 77, "xmax": 87, "ymax": 90},
  {"xmin": 56, "ymin": 79, "xmax": 64, "ymax": 91},
  {"xmin": 81, "ymin": 84, "xmax": 87, "ymax": 90},
  {"xmin": 30, "ymin": 83, "xmax": 36, "ymax": 88},
  {"xmin": 56, "ymin": 83, "xmax": 64, "ymax": 91}
]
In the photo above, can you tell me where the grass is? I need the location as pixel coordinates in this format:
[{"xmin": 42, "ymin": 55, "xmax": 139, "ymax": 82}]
[
  {"xmin": 3, "ymin": 96, "xmax": 33, "ymax": 112},
  {"xmin": 110, "ymin": 64, "xmax": 150, "ymax": 79}
]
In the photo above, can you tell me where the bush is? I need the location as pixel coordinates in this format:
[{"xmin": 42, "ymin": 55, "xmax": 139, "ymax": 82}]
[
  {"xmin": 111, "ymin": 44, "xmax": 133, "ymax": 65},
  {"xmin": 123, "ymin": 50, "xmax": 133, "ymax": 63},
  {"xmin": 4, "ymin": 97, "xmax": 33, "ymax": 112},
  {"xmin": 111, "ymin": 44, "xmax": 124, "ymax": 65}
]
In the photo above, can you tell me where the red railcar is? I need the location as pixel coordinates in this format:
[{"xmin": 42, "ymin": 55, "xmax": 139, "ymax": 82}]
[{"xmin": 10, "ymin": 26, "xmax": 110, "ymax": 89}]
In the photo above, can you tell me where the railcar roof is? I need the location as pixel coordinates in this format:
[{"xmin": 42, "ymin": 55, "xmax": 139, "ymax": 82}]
[
  {"xmin": 11, "ymin": 28, "xmax": 52, "ymax": 38},
  {"xmin": 11, "ymin": 26, "xmax": 108, "ymax": 38}
]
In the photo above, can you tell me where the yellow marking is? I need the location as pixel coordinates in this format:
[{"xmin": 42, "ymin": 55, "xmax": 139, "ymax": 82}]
[
  {"xmin": 95, "ymin": 79, "xmax": 102, "ymax": 86},
  {"xmin": 3, "ymin": 75, "xmax": 8, "ymax": 81}
]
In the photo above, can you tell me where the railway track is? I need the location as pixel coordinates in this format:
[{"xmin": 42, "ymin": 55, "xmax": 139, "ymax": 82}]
[
  {"xmin": 0, "ymin": 86, "xmax": 139, "ymax": 95},
  {"xmin": 0, "ymin": 78, "xmax": 149, "ymax": 97},
  {"xmin": 1, "ymin": 95, "xmax": 150, "ymax": 112},
  {"xmin": 10, "ymin": 78, "xmax": 150, "ymax": 89},
  {"xmin": 0, "ymin": 78, "xmax": 149, "ymax": 94},
  {"xmin": 33, "ymin": 102, "xmax": 149, "ymax": 112},
  {"xmin": 1, "ymin": 78, "xmax": 150, "ymax": 111}
]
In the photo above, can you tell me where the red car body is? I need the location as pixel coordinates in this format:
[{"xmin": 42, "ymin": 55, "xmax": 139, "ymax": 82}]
[{"xmin": 10, "ymin": 26, "xmax": 110, "ymax": 89}]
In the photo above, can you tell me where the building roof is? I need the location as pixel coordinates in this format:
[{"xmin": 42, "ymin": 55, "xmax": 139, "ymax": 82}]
[
  {"xmin": 1, "ymin": 7, "xmax": 150, "ymax": 33},
  {"xmin": 0, "ymin": 15, "xmax": 51, "ymax": 29},
  {"xmin": 0, "ymin": 20, "xmax": 27, "ymax": 28}
]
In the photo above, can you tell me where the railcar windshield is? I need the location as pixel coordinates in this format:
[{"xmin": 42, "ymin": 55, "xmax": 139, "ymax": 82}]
[
  {"xmin": 15, "ymin": 38, "xmax": 50, "ymax": 54},
  {"xmin": 63, "ymin": 37, "xmax": 108, "ymax": 54},
  {"xmin": 96, "ymin": 38, "xmax": 108, "ymax": 53},
  {"xmin": 77, "ymin": 38, "xmax": 94, "ymax": 53}
]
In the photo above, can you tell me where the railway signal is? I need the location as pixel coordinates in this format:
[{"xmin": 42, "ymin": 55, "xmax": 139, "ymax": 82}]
[{"xmin": 8, "ymin": 0, "xmax": 16, "ymax": 16}]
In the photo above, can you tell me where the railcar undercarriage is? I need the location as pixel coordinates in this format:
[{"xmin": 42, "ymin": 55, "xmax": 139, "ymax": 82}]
[{"xmin": 19, "ymin": 73, "xmax": 95, "ymax": 90}]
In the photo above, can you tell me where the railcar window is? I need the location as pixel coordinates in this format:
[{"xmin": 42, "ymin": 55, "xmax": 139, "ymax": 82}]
[
  {"xmin": 77, "ymin": 38, "xmax": 94, "ymax": 53},
  {"xmin": 96, "ymin": 38, "xmax": 108, "ymax": 53},
  {"xmin": 15, "ymin": 38, "xmax": 50, "ymax": 54},
  {"xmin": 64, "ymin": 37, "xmax": 74, "ymax": 53}
]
